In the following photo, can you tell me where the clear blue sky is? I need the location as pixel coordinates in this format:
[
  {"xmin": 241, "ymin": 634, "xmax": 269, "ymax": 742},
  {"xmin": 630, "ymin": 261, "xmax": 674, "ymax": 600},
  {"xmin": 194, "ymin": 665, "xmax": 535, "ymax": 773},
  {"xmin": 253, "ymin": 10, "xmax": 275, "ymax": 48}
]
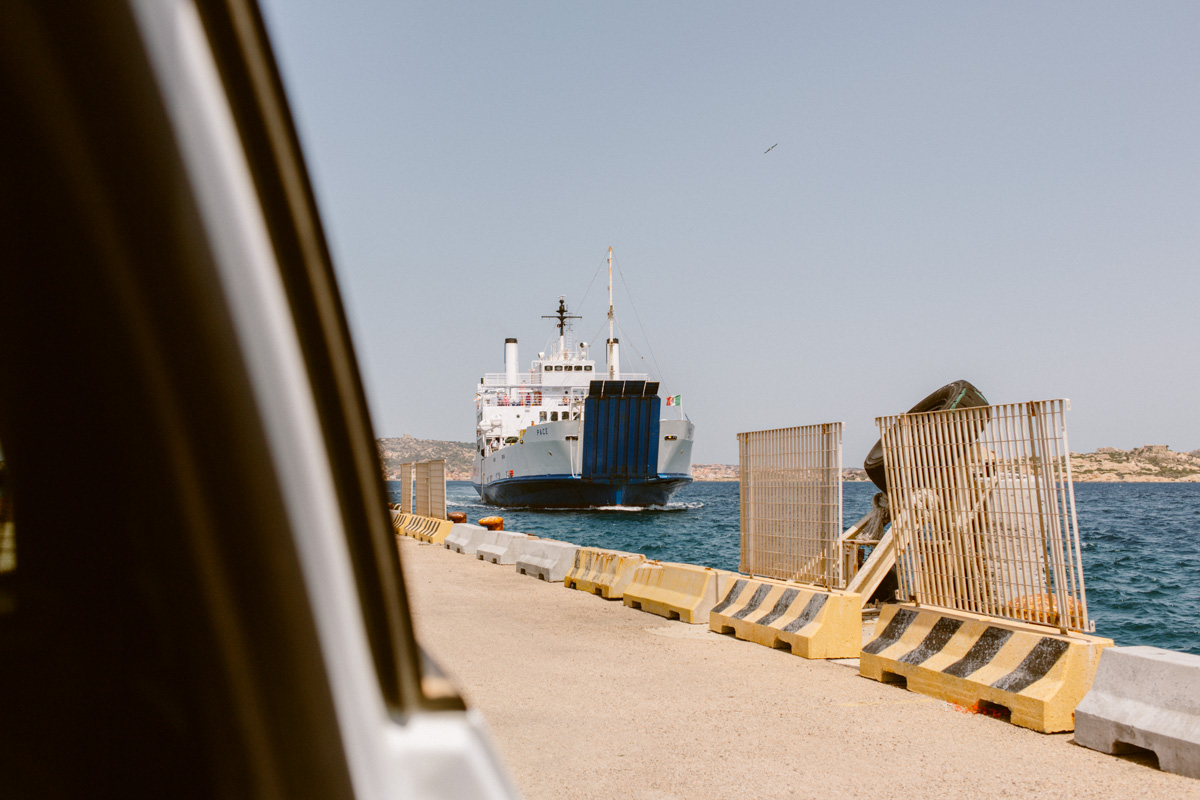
[{"xmin": 259, "ymin": 2, "xmax": 1198, "ymax": 464}]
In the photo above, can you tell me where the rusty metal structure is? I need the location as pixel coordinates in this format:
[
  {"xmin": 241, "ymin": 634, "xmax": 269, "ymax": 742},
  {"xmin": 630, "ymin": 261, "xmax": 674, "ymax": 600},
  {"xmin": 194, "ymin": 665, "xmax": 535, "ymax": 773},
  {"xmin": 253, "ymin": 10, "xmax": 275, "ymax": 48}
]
[
  {"xmin": 877, "ymin": 399, "xmax": 1092, "ymax": 632},
  {"xmin": 738, "ymin": 422, "xmax": 843, "ymax": 587},
  {"xmin": 410, "ymin": 459, "xmax": 447, "ymax": 520},
  {"xmin": 398, "ymin": 462, "xmax": 413, "ymax": 514}
]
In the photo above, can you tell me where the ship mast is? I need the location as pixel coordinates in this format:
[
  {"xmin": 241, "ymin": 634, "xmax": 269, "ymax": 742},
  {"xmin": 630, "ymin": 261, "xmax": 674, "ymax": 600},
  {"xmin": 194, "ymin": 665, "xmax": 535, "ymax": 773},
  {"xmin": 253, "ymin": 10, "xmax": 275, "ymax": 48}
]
[
  {"xmin": 606, "ymin": 246, "xmax": 619, "ymax": 379},
  {"xmin": 542, "ymin": 296, "xmax": 579, "ymax": 359}
]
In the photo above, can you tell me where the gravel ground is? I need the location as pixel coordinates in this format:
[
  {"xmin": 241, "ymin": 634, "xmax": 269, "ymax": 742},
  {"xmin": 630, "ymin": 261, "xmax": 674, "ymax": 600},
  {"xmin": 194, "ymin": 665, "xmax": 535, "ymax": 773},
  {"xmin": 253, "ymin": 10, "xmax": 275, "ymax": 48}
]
[{"xmin": 397, "ymin": 537, "xmax": 1200, "ymax": 800}]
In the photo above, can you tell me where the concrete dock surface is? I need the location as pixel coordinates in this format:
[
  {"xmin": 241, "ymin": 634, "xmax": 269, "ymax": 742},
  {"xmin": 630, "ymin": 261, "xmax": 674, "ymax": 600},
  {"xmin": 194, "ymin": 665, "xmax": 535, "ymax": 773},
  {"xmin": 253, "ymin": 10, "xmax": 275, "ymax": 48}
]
[{"xmin": 398, "ymin": 537, "xmax": 1200, "ymax": 800}]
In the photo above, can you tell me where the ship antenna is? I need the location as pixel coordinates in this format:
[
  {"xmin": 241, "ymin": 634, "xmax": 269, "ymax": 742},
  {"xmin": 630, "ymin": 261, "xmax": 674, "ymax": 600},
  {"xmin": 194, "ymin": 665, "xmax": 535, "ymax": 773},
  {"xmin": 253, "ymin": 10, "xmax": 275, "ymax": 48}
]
[
  {"xmin": 607, "ymin": 247, "xmax": 615, "ymax": 378},
  {"xmin": 542, "ymin": 296, "xmax": 580, "ymax": 358}
]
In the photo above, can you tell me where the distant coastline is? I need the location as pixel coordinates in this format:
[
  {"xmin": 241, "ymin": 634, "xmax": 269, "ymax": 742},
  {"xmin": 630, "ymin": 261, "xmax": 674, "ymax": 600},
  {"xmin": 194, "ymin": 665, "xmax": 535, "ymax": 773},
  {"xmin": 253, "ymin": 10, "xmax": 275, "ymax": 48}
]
[
  {"xmin": 377, "ymin": 437, "xmax": 1200, "ymax": 484},
  {"xmin": 695, "ymin": 445, "xmax": 1200, "ymax": 483}
]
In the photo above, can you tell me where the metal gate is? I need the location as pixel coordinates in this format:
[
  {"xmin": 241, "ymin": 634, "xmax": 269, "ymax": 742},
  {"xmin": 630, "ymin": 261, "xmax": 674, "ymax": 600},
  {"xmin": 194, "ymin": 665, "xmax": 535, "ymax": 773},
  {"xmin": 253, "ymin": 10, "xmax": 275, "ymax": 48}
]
[
  {"xmin": 738, "ymin": 422, "xmax": 843, "ymax": 587},
  {"xmin": 414, "ymin": 461, "xmax": 430, "ymax": 517},
  {"xmin": 877, "ymin": 399, "xmax": 1091, "ymax": 632},
  {"xmin": 426, "ymin": 459, "xmax": 447, "ymax": 520},
  {"xmin": 399, "ymin": 462, "xmax": 413, "ymax": 513}
]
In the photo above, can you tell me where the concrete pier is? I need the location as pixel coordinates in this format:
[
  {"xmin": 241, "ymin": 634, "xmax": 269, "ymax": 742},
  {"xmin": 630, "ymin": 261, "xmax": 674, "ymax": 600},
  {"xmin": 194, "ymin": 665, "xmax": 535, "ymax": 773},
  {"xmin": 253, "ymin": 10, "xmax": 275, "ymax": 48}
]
[{"xmin": 398, "ymin": 537, "xmax": 1200, "ymax": 799}]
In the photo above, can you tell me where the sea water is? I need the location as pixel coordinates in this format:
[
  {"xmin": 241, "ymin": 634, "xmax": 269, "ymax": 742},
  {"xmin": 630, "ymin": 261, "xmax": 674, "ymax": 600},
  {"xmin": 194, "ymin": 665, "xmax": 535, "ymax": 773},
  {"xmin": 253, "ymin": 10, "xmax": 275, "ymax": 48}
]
[{"xmin": 389, "ymin": 480, "xmax": 1200, "ymax": 655}]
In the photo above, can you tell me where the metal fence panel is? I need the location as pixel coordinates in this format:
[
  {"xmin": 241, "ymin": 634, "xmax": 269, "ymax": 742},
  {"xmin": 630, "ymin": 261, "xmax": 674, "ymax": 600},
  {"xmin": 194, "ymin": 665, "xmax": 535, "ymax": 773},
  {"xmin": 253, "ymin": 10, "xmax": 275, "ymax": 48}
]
[
  {"xmin": 878, "ymin": 399, "xmax": 1091, "ymax": 632},
  {"xmin": 414, "ymin": 461, "xmax": 430, "ymax": 517},
  {"xmin": 738, "ymin": 422, "xmax": 843, "ymax": 587},
  {"xmin": 399, "ymin": 462, "xmax": 413, "ymax": 513},
  {"xmin": 427, "ymin": 459, "xmax": 447, "ymax": 520}
]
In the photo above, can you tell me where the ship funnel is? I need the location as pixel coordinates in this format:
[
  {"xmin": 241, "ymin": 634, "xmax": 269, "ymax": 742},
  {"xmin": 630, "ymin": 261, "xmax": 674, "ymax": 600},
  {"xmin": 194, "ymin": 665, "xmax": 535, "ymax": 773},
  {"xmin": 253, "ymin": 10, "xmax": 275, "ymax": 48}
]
[
  {"xmin": 504, "ymin": 338, "xmax": 518, "ymax": 387},
  {"xmin": 606, "ymin": 337, "xmax": 620, "ymax": 379}
]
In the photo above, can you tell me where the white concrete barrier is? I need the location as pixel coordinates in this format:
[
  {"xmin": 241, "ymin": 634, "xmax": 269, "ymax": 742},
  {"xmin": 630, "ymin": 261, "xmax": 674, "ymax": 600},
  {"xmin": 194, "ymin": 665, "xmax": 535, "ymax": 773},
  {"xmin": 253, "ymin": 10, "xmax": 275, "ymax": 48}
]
[
  {"xmin": 514, "ymin": 539, "xmax": 580, "ymax": 583},
  {"xmin": 444, "ymin": 523, "xmax": 489, "ymax": 554},
  {"xmin": 1075, "ymin": 645, "xmax": 1200, "ymax": 778},
  {"xmin": 476, "ymin": 531, "xmax": 533, "ymax": 565}
]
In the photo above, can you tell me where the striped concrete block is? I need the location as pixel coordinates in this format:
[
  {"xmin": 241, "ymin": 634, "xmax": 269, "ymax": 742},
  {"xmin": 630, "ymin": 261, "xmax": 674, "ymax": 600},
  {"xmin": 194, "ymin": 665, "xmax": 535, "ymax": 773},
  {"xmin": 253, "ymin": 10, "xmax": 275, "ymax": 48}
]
[
  {"xmin": 709, "ymin": 577, "xmax": 861, "ymax": 659},
  {"xmin": 413, "ymin": 517, "xmax": 454, "ymax": 545},
  {"xmin": 860, "ymin": 604, "xmax": 1113, "ymax": 732},
  {"xmin": 565, "ymin": 548, "xmax": 647, "ymax": 599},
  {"xmin": 395, "ymin": 514, "xmax": 422, "ymax": 539},
  {"xmin": 623, "ymin": 562, "xmax": 730, "ymax": 624},
  {"xmin": 515, "ymin": 539, "xmax": 579, "ymax": 583},
  {"xmin": 476, "ymin": 531, "xmax": 533, "ymax": 565},
  {"xmin": 393, "ymin": 513, "xmax": 417, "ymax": 537},
  {"xmin": 1075, "ymin": 646, "xmax": 1200, "ymax": 779},
  {"xmin": 444, "ymin": 524, "xmax": 490, "ymax": 554},
  {"xmin": 392, "ymin": 514, "xmax": 452, "ymax": 544}
]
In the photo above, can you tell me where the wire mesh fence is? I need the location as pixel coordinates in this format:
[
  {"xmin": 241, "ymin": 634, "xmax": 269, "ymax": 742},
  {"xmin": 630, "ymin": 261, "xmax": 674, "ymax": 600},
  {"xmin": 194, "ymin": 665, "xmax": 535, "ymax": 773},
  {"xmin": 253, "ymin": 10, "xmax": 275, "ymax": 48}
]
[
  {"xmin": 426, "ymin": 459, "xmax": 447, "ymax": 519},
  {"xmin": 399, "ymin": 462, "xmax": 413, "ymax": 513},
  {"xmin": 878, "ymin": 399, "xmax": 1091, "ymax": 632},
  {"xmin": 414, "ymin": 461, "xmax": 429, "ymax": 517},
  {"xmin": 738, "ymin": 423, "xmax": 843, "ymax": 587}
]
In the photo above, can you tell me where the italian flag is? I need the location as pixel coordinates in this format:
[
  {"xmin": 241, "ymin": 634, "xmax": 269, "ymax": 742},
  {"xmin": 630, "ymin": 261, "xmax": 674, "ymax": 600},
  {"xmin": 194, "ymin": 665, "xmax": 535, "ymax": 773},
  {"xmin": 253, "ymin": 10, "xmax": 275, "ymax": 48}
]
[{"xmin": 665, "ymin": 394, "xmax": 681, "ymax": 406}]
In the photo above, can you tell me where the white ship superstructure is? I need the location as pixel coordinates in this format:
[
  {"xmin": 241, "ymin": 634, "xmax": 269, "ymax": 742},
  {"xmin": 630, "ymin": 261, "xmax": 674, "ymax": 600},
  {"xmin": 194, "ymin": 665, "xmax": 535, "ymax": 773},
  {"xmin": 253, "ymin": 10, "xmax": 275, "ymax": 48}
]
[{"xmin": 471, "ymin": 249, "xmax": 694, "ymax": 507}]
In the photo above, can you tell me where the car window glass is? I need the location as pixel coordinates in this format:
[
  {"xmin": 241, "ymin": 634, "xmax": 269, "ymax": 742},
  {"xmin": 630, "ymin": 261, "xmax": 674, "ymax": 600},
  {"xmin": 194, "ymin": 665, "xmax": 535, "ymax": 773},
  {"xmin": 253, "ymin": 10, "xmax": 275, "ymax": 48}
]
[{"xmin": 0, "ymin": 444, "xmax": 12, "ymax": 580}]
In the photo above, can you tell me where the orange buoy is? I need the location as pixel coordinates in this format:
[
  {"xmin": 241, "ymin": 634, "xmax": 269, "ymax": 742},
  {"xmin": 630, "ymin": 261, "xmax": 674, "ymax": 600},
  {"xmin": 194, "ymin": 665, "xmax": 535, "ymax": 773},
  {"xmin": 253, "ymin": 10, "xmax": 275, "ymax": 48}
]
[
  {"xmin": 478, "ymin": 516, "xmax": 504, "ymax": 531},
  {"xmin": 448, "ymin": 511, "xmax": 467, "ymax": 524}
]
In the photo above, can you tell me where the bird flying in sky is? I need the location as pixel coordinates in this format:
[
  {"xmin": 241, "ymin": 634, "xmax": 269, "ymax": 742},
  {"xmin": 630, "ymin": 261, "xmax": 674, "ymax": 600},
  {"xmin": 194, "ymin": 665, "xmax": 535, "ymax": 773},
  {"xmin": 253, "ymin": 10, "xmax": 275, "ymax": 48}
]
[{"xmin": 764, "ymin": 143, "xmax": 778, "ymax": 154}]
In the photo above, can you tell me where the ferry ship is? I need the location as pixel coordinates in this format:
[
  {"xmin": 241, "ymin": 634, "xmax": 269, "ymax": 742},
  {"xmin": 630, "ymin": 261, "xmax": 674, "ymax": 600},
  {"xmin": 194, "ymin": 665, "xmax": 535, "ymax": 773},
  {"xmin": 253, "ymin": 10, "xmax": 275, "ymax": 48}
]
[{"xmin": 471, "ymin": 249, "xmax": 694, "ymax": 507}]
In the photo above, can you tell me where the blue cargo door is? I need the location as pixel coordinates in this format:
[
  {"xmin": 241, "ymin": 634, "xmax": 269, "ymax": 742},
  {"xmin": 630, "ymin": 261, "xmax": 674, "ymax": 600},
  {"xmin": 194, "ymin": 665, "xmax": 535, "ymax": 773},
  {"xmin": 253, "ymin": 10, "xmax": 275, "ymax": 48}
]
[{"xmin": 582, "ymin": 392, "xmax": 661, "ymax": 482}]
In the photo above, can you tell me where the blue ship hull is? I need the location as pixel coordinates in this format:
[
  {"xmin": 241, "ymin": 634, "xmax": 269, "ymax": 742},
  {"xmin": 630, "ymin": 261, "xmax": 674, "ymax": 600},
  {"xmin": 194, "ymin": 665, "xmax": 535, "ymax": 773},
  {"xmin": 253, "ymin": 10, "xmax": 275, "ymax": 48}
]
[{"xmin": 474, "ymin": 474, "xmax": 692, "ymax": 508}]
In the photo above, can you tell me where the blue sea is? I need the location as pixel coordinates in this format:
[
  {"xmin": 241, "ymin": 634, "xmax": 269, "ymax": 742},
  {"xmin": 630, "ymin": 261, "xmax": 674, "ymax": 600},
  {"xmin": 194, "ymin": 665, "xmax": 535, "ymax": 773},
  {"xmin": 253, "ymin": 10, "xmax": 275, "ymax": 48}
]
[{"xmin": 388, "ymin": 480, "xmax": 1200, "ymax": 655}]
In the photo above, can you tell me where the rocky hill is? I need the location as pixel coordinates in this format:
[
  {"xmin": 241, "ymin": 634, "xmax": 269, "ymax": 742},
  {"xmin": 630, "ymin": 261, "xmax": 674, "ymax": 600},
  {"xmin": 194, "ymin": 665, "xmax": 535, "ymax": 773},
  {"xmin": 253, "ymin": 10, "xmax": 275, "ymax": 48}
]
[
  {"xmin": 692, "ymin": 464, "xmax": 870, "ymax": 482},
  {"xmin": 377, "ymin": 440, "xmax": 1200, "ymax": 483},
  {"xmin": 697, "ymin": 448, "xmax": 1200, "ymax": 483},
  {"xmin": 1069, "ymin": 445, "xmax": 1200, "ymax": 483},
  {"xmin": 376, "ymin": 435, "xmax": 474, "ymax": 480}
]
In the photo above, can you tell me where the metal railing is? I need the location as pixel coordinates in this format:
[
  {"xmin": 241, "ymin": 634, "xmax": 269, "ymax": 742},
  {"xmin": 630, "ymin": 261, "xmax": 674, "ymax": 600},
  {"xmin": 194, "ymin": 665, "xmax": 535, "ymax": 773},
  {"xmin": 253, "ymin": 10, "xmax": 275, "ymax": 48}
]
[
  {"xmin": 477, "ymin": 388, "xmax": 587, "ymax": 408},
  {"xmin": 427, "ymin": 459, "xmax": 447, "ymax": 520},
  {"xmin": 411, "ymin": 460, "xmax": 447, "ymax": 520},
  {"xmin": 414, "ymin": 462, "xmax": 429, "ymax": 517},
  {"xmin": 738, "ymin": 422, "xmax": 843, "ymax": 587},
  {"xmin": 878, "ymin": 399, "xmax": 1091, "ymax": 632},
  {"xmin": 480, "ymin": 371, "xmax": 649, "ymax": 387},
  {"xmin": 398, "ymin": 462, "xmax": 413, "ymax": 514}
]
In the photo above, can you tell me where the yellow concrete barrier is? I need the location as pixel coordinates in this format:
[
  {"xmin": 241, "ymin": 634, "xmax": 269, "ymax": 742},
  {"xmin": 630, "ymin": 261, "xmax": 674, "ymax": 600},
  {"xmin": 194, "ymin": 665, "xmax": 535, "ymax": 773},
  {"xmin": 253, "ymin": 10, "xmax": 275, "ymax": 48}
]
[
  {"xmin": 622, "ymin": 561, "xmax": 730, "ymax": 624},
  {"xmin": 708, "ymin": 577, "xmax": 861, "ymax": 659},
  {"xmin": 391, "ymin": 513, "xmax": 453, "ymax": 544},
  {"xmin": 406, "ymin": 515, "xmax": 453, "ymax": 545},
  {"xmin": 859, "ymin": 603, "xmax": 1113, "ymax": 733},
  {"xmin": 564, "ymin": 548, "xmax": 647, "ymax": 600},
  {"xmin": 423, "ymin": 519, "xmax": 454, "ymax": 545},
  {"xmin": 390, "ymin": 512, "xmax": 413, "ymax": 537},
  {"xmin": 401, "ymin": 515, "xmax": 420, "ymax": 538}
]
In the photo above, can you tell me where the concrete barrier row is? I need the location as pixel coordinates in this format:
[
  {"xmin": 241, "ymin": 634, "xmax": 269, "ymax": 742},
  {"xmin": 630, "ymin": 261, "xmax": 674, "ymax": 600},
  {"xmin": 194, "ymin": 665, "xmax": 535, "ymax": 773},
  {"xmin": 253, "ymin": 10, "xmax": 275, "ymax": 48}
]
[
  {"xmin": 477, "ymin": 531, "xmax": 533, "ymax": 565},
  {"xmin": 390, "ymin": 513, "xmax": 455, "ymax": 545},
  {"xmin": 1075, "ymin": 646, "xmax": 1200, "ymax": 779},
  {"xmin": 859, "ymin": 604, "xmax": 1112, "ymax": 733},
  {"xmin": 389, "ymin": 512, "xmax": 417, "ymax": 537},
  {"xmin": 565, "ymin": 548, "xmax": 647, "ymax": 599},
  {"xmin": 515, "ymin": 539, "xmax": 580, "ymax": 583},
  {"xmin": 622, "ymin": 562, "xmax": 731, "ymax": 624},
  {"xmin": 444, "ymin": 523, "xmax": 492, "ymax": 555},
  {"xmin": 709, "ymin": 577, "xmax": 861, "ymax": 659},
  {"xmin": 437, "ymin": 520, "xmax": 580, "ymax": 583},
  {"xmin": 410, "ymin": 516, "xmax": 1144, "ymax": 743}
]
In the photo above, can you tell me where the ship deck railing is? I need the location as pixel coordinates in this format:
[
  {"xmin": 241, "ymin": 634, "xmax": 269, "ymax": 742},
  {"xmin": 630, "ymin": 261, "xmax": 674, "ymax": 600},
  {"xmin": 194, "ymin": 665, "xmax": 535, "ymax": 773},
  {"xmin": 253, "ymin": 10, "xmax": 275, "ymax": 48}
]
[{"xmin": 480, "ymin": 372, "xmax": 649, "ymax": 388}]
